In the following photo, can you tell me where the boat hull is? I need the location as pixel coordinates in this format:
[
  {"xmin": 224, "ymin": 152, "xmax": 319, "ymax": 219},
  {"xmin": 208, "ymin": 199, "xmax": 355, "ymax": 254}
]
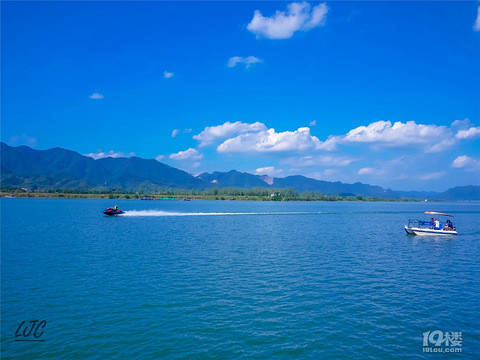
[
  {"xmin": 103, "ymin": 210, "xmax": 124, "ymax": 216},
  {"xmin": 404, "ymin": 226, "xmax": 457, "ymax": 236}
]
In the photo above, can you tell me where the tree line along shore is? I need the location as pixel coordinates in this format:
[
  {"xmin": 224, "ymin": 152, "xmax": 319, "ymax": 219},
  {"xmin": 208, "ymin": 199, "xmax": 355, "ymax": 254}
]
[{"xmin": 0, "ymin": 187, "xmax": 422, "ymax": 202}]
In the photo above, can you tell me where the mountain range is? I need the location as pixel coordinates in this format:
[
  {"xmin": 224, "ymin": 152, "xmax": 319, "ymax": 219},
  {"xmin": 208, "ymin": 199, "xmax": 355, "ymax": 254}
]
[{"xmin": 1, "ymin": 143, "xmax": 479, "ymax": 200}]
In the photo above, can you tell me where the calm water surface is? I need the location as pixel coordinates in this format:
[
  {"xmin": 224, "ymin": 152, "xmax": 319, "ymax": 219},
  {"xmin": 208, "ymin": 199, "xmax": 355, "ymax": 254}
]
[{"xmin": 1, "ymin": 199, "xmax": 480, "ymax": 359}]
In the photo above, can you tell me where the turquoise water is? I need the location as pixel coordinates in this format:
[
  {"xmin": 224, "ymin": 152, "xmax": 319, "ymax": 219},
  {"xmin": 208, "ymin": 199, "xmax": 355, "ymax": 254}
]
[{"xmin": 1, "ymin": 199, "xmax": 479, "ymax": 359}]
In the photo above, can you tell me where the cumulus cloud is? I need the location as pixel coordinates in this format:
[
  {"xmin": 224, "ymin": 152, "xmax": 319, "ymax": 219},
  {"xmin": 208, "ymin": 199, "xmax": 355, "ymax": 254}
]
[
  {"xmin": 193, "ymin": 121, "xmax": 267, "ymax": 147},
  {"xmin": 254, "ymin": 166, "xmax": 283, "ymax": 178},
  {"xmin": 155, "ymin": 155, "xmax": 165, "ymax": 162},
  {"xmin": 217, "ymin": 127, "xmax": 322, "ymax": 153},
  {"xmin": 89, "ymin": 92, "xmax": 104, "ymax": 99},
  {"xmin": 452, "ymin": 155, "xmax": 480, "ymax": 171},
  {"xmin": 197, "ymin": 119, "xmax": 478, "ymax": 159},
  {"xmin": 316, "ymin": 136, "xmax": 338, "ymax": 151},
  {"xmin": 169, "ymin": 148, "xmax": 203, "ymax": 160},
  {"xmin": 247, "ymin": 2, "xmax": 328, "ymax": 39},
  {"xmin": 455, "ymin": 126, "xmax": 480, "ymax": 139},
  {"xmin": 164, "ymin": 71, "xmax": 174, "ymax": 78},
  {"xmin": 474, "ymin": 5, "xmax": 480, "ymax": 31},
  {"xmin": 9, "ymin": 133, "xmax": 37, "ymax": 147},
  {"xmin": 171, "ymin": 129, "xmax": 180, "ymax": 138},
  {"xmin": 321, "ymin": 120, "xmax": 458, "ymax": 153},
  {"xmin": 85, "ymin": 150, "xmax": 135, "ymax": 159},
  {"xmin": 343, "ymin": 121, "xmax": 447, "ymax": 146},
  {"xmin": 228, "ymin": 56, "xmax": 262, "ymax": 69},
  {"xmin": 309, "ymin": 120, "xmax": 317, "ymax": 126}
]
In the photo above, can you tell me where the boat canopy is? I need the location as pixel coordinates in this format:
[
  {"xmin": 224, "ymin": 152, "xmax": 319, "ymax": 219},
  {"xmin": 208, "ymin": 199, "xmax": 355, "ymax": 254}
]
[{"xmin": 424, "ymin": 211, "xmax": 454, "ymax": 217}]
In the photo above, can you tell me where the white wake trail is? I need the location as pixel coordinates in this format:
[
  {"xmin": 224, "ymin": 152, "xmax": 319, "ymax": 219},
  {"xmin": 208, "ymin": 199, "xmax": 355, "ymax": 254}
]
[{"xmin": 121, "ymin": 210, "xmax": 322, "ymax": 217}]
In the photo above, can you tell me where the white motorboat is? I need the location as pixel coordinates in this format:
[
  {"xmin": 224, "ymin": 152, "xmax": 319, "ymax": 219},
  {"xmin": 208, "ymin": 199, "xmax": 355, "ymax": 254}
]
[{"xmin": 404, "ymin": 211, "xmax": 457, "ymax": 235}]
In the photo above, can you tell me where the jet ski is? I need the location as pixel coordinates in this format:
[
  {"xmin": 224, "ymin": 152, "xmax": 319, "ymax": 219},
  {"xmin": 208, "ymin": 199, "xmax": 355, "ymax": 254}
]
[{"xmin": 103, "ymin": 207, "xmax": 124, "ymax": 216}]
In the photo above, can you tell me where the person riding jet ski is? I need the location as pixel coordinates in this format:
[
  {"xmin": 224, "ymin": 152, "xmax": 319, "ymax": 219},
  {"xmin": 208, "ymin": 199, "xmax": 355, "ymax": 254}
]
[{"xmin": 103, "ymin": 205, "xmax": 123, "ymax": 216}]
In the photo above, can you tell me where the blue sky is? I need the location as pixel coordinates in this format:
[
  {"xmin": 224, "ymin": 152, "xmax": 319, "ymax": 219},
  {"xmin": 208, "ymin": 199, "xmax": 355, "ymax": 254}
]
[{"xmin": 2, "ymin": 1, "xmax": 479, "ymax": 191}]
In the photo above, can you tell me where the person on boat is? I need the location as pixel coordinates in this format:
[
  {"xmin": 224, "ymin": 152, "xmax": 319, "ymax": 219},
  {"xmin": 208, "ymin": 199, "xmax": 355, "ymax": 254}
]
[
  {"xmin": 434, "ymin": 219, "xmax": 440, "ymax": 229},
  {"xmin": 446, "ymin": 219, "xmax": 453, "ymax": 230},
  {"xmin": 114, "ymin": 205, "xmax": 118, "ymax": 211},
  {"xmin": 430, "ymin": 218, "xmax": 435, "ymax": 229}
]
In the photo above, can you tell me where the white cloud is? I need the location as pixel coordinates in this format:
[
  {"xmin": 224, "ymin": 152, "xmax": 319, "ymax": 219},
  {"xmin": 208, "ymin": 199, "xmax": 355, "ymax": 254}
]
[
  {"xmin": 254, "ymin": 166, "xmax": 283, "ymax": 177},
  {"xmin": 169, "ymin": 148, "xmax": 203, "ymax": 160},
  {"xmin": 172, "ymin": 128, "xmax": 192, "ymax": 138},
  {"xmin": 197, "ymin": 119, "xmax": 477, "ymax": 155},
  {"xmin": 192, "ymin": 119, "xmax": 479, "ymax": 188},
  {"xmin": 419, "ymin": 171, "xmax": 446, "ymax": 180},
  {"xmin": 321, "ymin": 120, "xmax": 457, "ymax": 153},
  {"xmin": 193, "ymin": 121, "xmax": 267, "ymax": 147},
  {"xmin": 425, "ymin": 139, "xmax": 456, "ymax": 154},
  {"xmin": 452, "ymin": 155, "xmax": 470, "ymax": 168},
  {"xmin": 455, "ymin": 126, "xmax": 480, "ymax": 140},
  {"xmin": 164, "ymin": 71, "xmax": 174, "ymax": 78},
  {"xmin": 451, "ymin": 118, "xmax": 471, "ymax": 129},
  {"xmin": 155, "ymin": 155, "xmax": 165, "ymax": 162},
  {"xmin": 255, "ymin": 166, "xmax": 274, "ymax": 175},
  {"xmin": 217, "ymin": 127, "xmax": 322, "ymax": 153},
  {"xmin": 309, "ymin": 120, "xmax": 316, "ymax": 126},
  {"xmin": 316, "ymin": 136, "xmax": 338, "ymax": 151},
  {"xmin": 247, "ymin": 2, "xmax": 328, "ymax": 39},
  {"xmin": 358, "ymin": 167, "xmax": 375, "ymax": 175},
  {"xmin": 228, "ymin": 56, "xmax": 262, "ymax": 69},
  {"xmin": 9, "ymin": 133, "xmax": 37, "ymax": 147},
  {"xmin": 474, "ymin": 6, "xmax": 480, "ymax": 31},
  {"xmin": 85, "ymin": 150, "xmax": 135, "ymax": 159},
  {"xmin": 343, "ymin": 121, "xmax": 447, "ymax": 146},
  {"xmin": 89, "ymin": 92, "xmax": 104, "ymax": 99},
  {"xmin": 452, "ymin": 155, "xmax": 480, "ymax": 171}
]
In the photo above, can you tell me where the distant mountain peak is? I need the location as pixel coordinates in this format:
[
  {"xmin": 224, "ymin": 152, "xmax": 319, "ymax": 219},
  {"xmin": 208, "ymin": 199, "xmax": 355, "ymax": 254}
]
[{"xmin": 1, "ymin": 142, "xmax": 478, "ymax": 200}]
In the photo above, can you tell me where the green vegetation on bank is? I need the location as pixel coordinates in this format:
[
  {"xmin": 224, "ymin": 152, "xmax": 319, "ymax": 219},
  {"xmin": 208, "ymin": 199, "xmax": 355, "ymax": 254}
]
[{"xmin": 0, "ymin": 187, "xmax": 419, "ymax": 201}]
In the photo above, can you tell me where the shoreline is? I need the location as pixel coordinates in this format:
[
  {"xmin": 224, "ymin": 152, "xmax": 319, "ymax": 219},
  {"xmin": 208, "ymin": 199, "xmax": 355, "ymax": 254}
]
[{"xmin": 0, "ymin": 191, "xmax": 430, "ymax": 202}]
